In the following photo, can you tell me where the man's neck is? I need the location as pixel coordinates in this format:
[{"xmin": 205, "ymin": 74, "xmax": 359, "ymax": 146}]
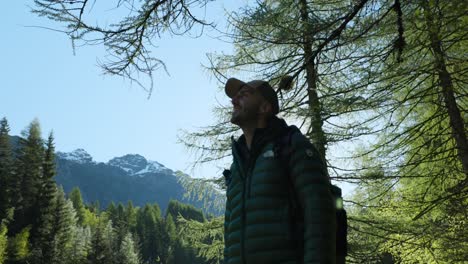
[{"xmin": 240, "ymin": 118, "xmax": 269, "ymax": 149}]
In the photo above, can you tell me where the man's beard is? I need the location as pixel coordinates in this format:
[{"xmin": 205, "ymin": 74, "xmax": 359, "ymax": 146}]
[
  {"xmin": 230, "ymin": 107, "xmax": 259, "ymax": 126},
  {"xmin": 230, "ymin": 111, "xmax": 241, "ymax": 125}
]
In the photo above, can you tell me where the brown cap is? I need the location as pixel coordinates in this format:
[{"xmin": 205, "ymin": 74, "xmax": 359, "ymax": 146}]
[{"xmin": 225, "ymin": 78, "xmax": 279, "ymax": 114}]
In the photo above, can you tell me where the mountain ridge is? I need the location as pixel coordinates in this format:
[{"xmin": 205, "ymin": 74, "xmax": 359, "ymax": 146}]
[
  {"xmin": 54, "ymin": 148, "xmax": 224, "ymax": 215},
  {"xmin": 8, "ymin": 136, "xmax": 223, "ymax": 215}
]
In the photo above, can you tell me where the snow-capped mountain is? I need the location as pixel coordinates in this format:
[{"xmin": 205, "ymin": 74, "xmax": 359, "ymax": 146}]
[
  {"xmin": 108, "ymin": 154, "xmax": 173, "ymax": 176},
  {"xmin": 56, "ymin": 148, "xmax": 94, "ymax": 164},
  {"xmin": 54, "ymin": 149, "xmax": 224, "ymax": 215},
  {"xmin": 56, "ymin": 150, "xmax": 173, "ymax": 176}
]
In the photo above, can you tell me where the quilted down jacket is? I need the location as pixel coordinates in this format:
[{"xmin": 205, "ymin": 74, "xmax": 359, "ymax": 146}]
[{"xmin": 224, "ymin": 117, "xmax": 336, "ymax": 264}]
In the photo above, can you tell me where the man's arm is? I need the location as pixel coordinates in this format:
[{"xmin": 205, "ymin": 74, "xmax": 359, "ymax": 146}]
[
  {"xmin": 223, "ymin": 167, "xmax": 233, "ymax": 263},
  {"xmin": 224, "ymin": 198, "xmax": 231, "ymax": 263},
  {"xmin": 289, "ymin": 133, "xmax": 336, "ymax": 263}
]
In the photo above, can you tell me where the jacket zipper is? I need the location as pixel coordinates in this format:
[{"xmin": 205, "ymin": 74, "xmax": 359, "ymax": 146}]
[
  {"xmin": 232, "ymin": 140, "xmax": 247, "ymax": 264},
  {"xmin": 246, "ymin": 146, "xmax": 265, "ymax": 198}
]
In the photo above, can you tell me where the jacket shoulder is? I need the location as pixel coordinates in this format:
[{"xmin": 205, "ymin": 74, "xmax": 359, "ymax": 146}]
[
  {"xmin": 287, "ymin": 126, "xmax": 313, "ymax": 149},
  {"xmin": 287, "ymin": 126, "xmax": 324, "ymax": 164}
]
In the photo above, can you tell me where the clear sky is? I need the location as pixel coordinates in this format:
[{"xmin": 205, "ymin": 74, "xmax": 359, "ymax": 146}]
[
  {"xmin": 1, "ymin": 1, "xmax": 249, "ymax": 179},
  {"xmin": 1, "ymin": 1, "xmax": 355, "ymax": 195}
]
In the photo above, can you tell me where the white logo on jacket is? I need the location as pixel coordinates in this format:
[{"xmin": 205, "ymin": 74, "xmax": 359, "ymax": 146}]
[{"xmin": 262, "ymin": 150, "xmax": 275, "ymax": 158}]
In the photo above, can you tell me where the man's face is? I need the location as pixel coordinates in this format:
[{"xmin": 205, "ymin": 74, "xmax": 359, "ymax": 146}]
[{"xmin": 230, "ymin": 85, "xmax": 265, "ymax": 126}]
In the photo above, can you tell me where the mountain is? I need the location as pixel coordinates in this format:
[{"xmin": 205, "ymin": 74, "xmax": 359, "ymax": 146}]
[{"xmin": 53, "ymin": 149, "xmax": 224, "ymax": 215}]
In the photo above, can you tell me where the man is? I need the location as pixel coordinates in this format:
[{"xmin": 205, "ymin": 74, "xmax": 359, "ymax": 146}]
[{"xmin": 223, "ymin": 77, "xmax": 336, "ymax": 264}]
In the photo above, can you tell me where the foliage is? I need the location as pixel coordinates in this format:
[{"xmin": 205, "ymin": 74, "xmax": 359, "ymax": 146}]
[
  {"xmin": 7, "ymin": 1, "xmax": 468, "ymax": 262},
  {"xmin": 55, "ymin": 156, "xmax": 223, "ymax": 216},
  {"xmin": 31, "ymin": 0, "xmax": 215, "ymax": 95},
  {"xmin": 7, "ymin": 226, "xmax": 30, "ymax": 262},
  {"xmin": 0, "ymin": 224, "xmax": 7, "ymax": 264},
  {"xmin": 0, "ymin": 118, "xmax": 219, "ymax": 264},
  {"xmin": 0, "ymin": 118, "xmax": 14, "ymax": 222},
  {"xmin": 118, "ymin": 233, "xmax": 141, "ymax": 264},
  {"xmin": 166, "ymin": 200, "xmax": 205, "ymax": 223},
  {"xmin": 179, "ymin": 0, "xmax": 466, "ymax": 263},
  {"xmin": 178, "ymin": 216, "xmax": 224, "ymax": 264}
]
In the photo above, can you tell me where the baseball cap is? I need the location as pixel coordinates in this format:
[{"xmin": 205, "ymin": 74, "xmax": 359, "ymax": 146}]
[{"xmin": 225, "ymin": 78, "xmax": 279, "ymax": 114}]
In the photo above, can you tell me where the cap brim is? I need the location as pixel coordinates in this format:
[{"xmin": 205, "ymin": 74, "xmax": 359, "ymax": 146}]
[{"xmin": 225, "ymin": 78, "xmax": 246, "ymax": 98}]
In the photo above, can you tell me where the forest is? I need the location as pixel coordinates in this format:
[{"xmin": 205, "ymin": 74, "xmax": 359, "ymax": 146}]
[
  {"xmin": 1, "ymin": 0, "xmax": 467, "ymax": 263},
  {"xmin": 0, "ymin": 119, "xmax": 222, "ymax": 264}
]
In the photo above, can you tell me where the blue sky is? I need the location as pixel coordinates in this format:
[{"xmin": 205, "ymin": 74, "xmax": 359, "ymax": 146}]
[
  {"xmin": 1, "ymin": 1, "xmax": 355, "ymax": 196},
  {"xmin": 1, "ymin": 1, "xmax": 248, "ymax": 178}
]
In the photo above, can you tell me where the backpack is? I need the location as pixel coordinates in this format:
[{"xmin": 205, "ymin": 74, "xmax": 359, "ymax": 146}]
[{"xmin": 273, "ymin": 126, "xmax": 348, "ymax": 263}]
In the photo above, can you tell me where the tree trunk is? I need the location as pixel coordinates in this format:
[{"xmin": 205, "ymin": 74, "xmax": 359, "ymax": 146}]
[
  {"xmin": 423, "ymin": 0, "xmax": 468, "ymax": 177},
  {"xmin": 298, "ymin": 0, "xmax": 329, "ymax": 172}
]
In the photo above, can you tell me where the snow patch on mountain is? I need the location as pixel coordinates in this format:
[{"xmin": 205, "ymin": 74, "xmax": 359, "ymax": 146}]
[
  {"xmin": 108, "ymin": 154, "xmax": 172, "ymax": 176},
  {"xmin": 56, "ymin": 150, "xmax": 173, "ymax": 176},
  {"xmin": 135, "ymin": 160, "xmax": 173, "ymax": 176},
  {"xmin": 56, "ymin": 149, "xmax": 94, "ymax": 164}
]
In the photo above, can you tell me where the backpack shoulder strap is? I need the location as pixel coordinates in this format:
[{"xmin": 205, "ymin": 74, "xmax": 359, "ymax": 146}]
[
  {"xmin": 274, "ymin": 125, "xmax": 299, "ymax": 161},
  {"xmin": 274, "ymin": 125, "xmax": 303, "ymax": 215}
]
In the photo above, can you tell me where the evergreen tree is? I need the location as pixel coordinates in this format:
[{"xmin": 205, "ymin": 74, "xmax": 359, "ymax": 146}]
[
  {"xmin": 0, "ymin": 118, "xmax": 14, "ymax": 222},
  {"xmin": 106, "ymin": 202, "xmax": 117, "ymax": 225},
  {"xmin": 7, "ymin": 226, "xmax": 31, "ymax": 263},
  {"xmin": 114, "ymin": 203, "xmax": 129, "ymax": 251},
  {"xmin": 161, "ymin": 214, "xmax": 176, "ymax": 264},
  {"xmin": 125, "ymin": 201, "xmax": 137, "ymax": 234},
  {"xmin": 51, "ymin": 188, "xmax": 78, "ymax": 264},
  {"xmin": 68, "ymin": 225, "xmax": 91, "ymax": 264},
  {"xmin": 31, "ymin": 133, "xmax": 58, "ymax": 263},
  {"xmin": 177, "ymin": 216, "xmax": 224, "ymax": 264},
  {"xmin": 69, "ymin": 187, "xmax": 87, "ymax": 226},
  {"xmin": 118, "ymin": 233, "xmax": 141, "ymax": 264},
  {"xmin": 87, "ymin": 219, "xmax": 115, "ymax": 264},
  {"xmin": 0, "ymin": 224, "xmax": 7, "ymax": 264},
  {"xmin": 11, "ymin": 120, "xmax": 44, "ymax": 235},
  {"xmin": 135, "ymin": 204, "xmax": 161, "ymax": 264},
  {"xmin": 166, "ymin": 200, "xmax": 205, "ymax": 224},
  {"xmin": 89, "ymin": 200, "xmax": 100, "ymax": 214}
]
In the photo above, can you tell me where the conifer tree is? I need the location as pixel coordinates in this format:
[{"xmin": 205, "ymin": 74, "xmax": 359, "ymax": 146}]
[
  {"xmin": 135, "ymin": 204, "xmax": 161, "ymax": 264},
  {"xmin": 106, "ymin": 202, "xmax": 117, "ymax": 224},
  {"xmin": 114, "ymin": 203, "xmax": 129, "ymax": 251},
  {"xmin": 69, "ymin": 187, "xmax": 87, "ymax": 226},
  {"xmin": 51, "ymin": 189, "xmax": 78, "ymax": 263},
  {"xmin": 166, "ymin": 200, "xmax": 205, "ymax": 224},
  {"xmin": 118, "ymin": 233, "xmax": 141, "ymax": 264},
  {"xmin": 68, "ymin": 225, "xmax": 91, "ymax": 264},
  {"xmin": 0, "ymin": 224, "xmax": 7, "ymax": 264},
  {"xmin": 89, "ymin": 201, "xmax": 100, "ymax": 214},
  {"xmin": 178, "ymin": 216, "xmax": 224, "ymax": 264},
  {"xmin": 31, "ymin": 133, "xmax": 58, "ymax": 263},
  {"xmin": 0, "ymin": 118, "xmax": 14, "ymax": 222},
  {"xmin": 125, "ymin": 201, "xmax": 137, "ymax": 234},
  {"xmin": 11, "ymin": 120, "xmax": 44, "ymax": 235},
  {"xmin": 87, "ymin": 219, "xmax": 115, "ymax": 264},
  {"xmin": 161, "ymin": 214, "xmax": 176, "ymax": 264},
  {"xmin": 7, "ymin": 226, "xmax": 31, "ymax": 263}
]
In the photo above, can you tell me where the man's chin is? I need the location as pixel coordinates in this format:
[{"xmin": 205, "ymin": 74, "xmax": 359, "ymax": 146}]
[{"xmin": 230, "ymin": 115, "xmax": 241, "ymax": 125}]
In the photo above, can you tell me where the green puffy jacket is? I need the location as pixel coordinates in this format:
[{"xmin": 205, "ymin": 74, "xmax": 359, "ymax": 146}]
[{"xmin": 224, "ymin": 117, "xmax": 336, "ymax": 264}]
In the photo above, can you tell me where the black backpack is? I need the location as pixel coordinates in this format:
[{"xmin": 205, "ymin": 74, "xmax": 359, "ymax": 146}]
[{"xmin": 273, "ymin": 127, "xmax": 348, "ymax": 263}]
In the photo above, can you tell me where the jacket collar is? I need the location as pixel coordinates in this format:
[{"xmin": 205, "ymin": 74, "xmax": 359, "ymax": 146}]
[{"xmin": 232, "ymin": 116, "xmax": 289, "ymax": 155}]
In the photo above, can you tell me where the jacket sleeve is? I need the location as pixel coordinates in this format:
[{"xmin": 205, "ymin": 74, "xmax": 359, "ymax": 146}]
[
  {"xmin": 224, "ymin": 197, "xmax": 231, "ymax": 263},
  {"xmin": 223, "ymin": 166, "xmax": 233, "ymax": 263},
  {"xmin": 289, "ymin": 133, "xmax": 336, "ymax": 263}
]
